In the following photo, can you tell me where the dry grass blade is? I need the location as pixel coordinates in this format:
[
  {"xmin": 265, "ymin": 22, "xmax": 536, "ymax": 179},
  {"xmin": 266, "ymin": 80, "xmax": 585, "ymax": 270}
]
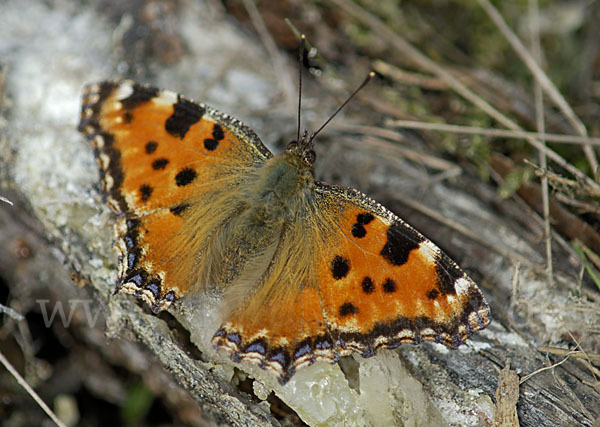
[
  {"xmin": 385, "ymin": 120, "xmax": 600, "ymax": 146},
  {"xmin": 478, "ymin": 0, "xmax": 599, "ymax": 174},
  {"xmin": 540, "ymin": 346, "xmax": 600, "ymax": 363},
  {"xmin": 0, "ymin": 303, "xmax": 25, "ymax": 321},
  {"xmin": 372, "ymin": 60, "xmax": 447, "ymax": 91},
  {"xmin": 572, "ymin": 240, "xmax": 600, "ymax": 291},
  {"xmin": 528, "ymin": 0, "xmax": 553, "ymax": 287},
  {"xmin": 519, "ymin": 352, "xmax": 573, "ymax": 385},
  {"xmin": 0, "ymin": 351, "xmax": 67, "ymax": 427}
]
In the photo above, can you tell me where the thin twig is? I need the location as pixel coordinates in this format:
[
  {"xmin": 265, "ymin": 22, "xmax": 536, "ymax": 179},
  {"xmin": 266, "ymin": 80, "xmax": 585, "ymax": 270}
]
[
  {"xmin": 478, "ymin": 0, "xmax": 598, "ymax": 174},
  {"xmin": 510, "ymin": 262, "xmax": 521, "ymax": 309},
  {"xmin": 519, "ymin": 352, "xmax": 573, "ymax": 385},
  {"xmin": 0, "ymin": 351, "xmax": 66, "ymax": 427},
  {"xmin": 329, "ymin": 0, "xmax": 600, "ymax": 193},
  {"xmin": 385, "ymin": 120, "xmax": 600, "ymax": 146},
  {"xmin": 540, "ymin": 347, "xmax": 600, "ymax": 363},
  {"xmin": 0, "ymin": 304, "xmax": 25, "ymax": 321},
  {"xmin": 361, "ymin": 135, "xmax": 463, "ymax": 175},
  {"xmin": 372, "ymin": 59, "xmax": 447, "ymax": 90},
  {"xmin": 528, "ymin": 0, "xmax": 554, "ymax": 287},
  {"xmin": 332, "ymin": 123, "xmax": 462, "ymax": 171}
]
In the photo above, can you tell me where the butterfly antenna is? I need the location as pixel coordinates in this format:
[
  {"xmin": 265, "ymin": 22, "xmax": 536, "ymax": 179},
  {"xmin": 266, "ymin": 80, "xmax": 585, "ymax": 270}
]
[
  {"xmin": 296, "ymin": 34, "xmax": 306, "ymax": 143},
  {"xmin": 309, "ymin": 71, "xmax": 375, "ymax": 143}
]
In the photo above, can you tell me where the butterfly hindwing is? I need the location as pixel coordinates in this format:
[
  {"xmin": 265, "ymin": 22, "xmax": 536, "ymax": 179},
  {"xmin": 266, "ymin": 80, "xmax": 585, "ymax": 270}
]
[{"xmin": 79, "ymin": 80, "xmax": 272, "ymax": 310}]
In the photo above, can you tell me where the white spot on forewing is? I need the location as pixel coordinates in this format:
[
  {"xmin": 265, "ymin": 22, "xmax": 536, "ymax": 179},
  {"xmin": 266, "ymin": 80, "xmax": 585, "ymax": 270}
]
[
  {"xmin": 152, "ymin": 90, "xmax": 177, "ymax": 106},
  {"xmin": 417, "ymin": 240, "xmax": 440, "ymax": 263},
  {"xmin": 454, "ymin": 277, "xmax": 472, "ymax": 296},
  {"xmin": 115, "ymin": 82, "xmax": 134, "ymax": 100}
]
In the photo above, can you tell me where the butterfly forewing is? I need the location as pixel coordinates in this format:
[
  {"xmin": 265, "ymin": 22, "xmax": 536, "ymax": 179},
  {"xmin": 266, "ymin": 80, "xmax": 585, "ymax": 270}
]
[{"xmin": 79, "ymin": 80, "xmax": 271, "ymax": 310}]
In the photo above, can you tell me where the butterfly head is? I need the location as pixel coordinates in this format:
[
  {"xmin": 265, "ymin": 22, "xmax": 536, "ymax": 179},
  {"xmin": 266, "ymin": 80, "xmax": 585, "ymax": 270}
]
[{"xmin": 285, "ymin": 129, "xmax": 316, "ymax": 166}]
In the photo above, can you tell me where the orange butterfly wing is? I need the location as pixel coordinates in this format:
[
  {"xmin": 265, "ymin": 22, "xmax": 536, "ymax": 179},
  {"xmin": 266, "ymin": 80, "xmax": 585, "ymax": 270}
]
[
  {"xmin": 79, "ymin": 81, "xmax": 271, "ymax": 310},
  {"xmin": 213, "ymin": 182, "xmax": 490, "ymax": 384}
]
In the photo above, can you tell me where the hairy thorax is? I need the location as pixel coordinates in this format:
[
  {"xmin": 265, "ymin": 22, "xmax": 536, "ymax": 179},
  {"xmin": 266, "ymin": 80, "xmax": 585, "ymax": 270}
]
[
  {"xmin": 249, "ymin": 151, "xmax": 315, "ymax": 218},
  {"xmin": 207, "ymin": 151, "xmax": 315, "ymax": 289}
]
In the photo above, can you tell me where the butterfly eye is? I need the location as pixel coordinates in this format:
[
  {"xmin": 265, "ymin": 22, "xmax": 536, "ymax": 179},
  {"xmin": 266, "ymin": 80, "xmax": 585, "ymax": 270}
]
[
  {"xmin": 286, "ymin": 141, "xmax": 298, "ymax": 151},
  {"xmin": 305, "ymin": 150, "xmax": 316, "ymax": 164}
]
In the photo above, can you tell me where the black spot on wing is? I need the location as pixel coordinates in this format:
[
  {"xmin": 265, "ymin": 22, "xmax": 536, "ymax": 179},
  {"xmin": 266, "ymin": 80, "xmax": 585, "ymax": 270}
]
[
  {"xmin": 151, "ymin": 158, "xmax": 169, "ymax": 170},
  {"xmin": 165, "ymin": 96, "xmax": 205, "ymax": 139},
  {"xmin": 351, "ymin": 224, "xmax": 366, "ymax": 238},
  {"xmin": 380, "ymin": 222, "xmax": 424, "ymax": 266},
  {"xmin": 204, "ymin": 138, "xmax": 218, "ymax": 151},
  {"xmin": 139, "ymin": 184, "xmax": 153, "ymax": 202},
  {"xmin": 212, "ymin": 123, "xmax": 225, "ymax": 140},
  {"xmin": 175, "ymin": 167, "xmax": 197, "ymax": 186},
  {"xmin": 120, "ymin": 85, "xmax": 159, "ymax": 110},
  {"xmin": 203, "ymin": 123, "xmax": 226, "ymax": 151},
  {"xmin": 331, "ymin": 256, "xmax": 350, "ymax": 280},
  {"xmin": 351, "ymin": 212, "xmax": 375, "ymax": 238},
  {"xmin": 339, "ymin": 302, "xmax": 358, "ymax": 316},
  {"xmin": 145, "ymin": 141, "xmax": 158, "ymax": 154},
  {"xmin": 427, "ymin": 289, "xmax": 440, "ymax": 299},
  {"xmin": 382, "ymin": 278, "xmax": 396, "ymax": 293},
  {"xmin": 357, "ymin": 213, "xmax": 374, "ymax": 225},
  {"xmin": 361, "ymin": 277, "xmax": 375, "ymax": 293},
  {"xmin": 169, "ymin": 204, "xmax": 190, "ymax": 216}
]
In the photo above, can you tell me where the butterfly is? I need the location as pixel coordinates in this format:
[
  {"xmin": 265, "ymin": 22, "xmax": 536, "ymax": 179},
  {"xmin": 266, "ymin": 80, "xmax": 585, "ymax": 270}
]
[{"xmin": 78, "ymin": 79, "xmax": 491, "ymax": 385}]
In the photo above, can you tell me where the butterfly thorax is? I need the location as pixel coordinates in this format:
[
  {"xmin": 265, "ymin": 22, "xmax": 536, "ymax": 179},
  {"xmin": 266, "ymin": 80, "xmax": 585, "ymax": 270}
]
[{"xmin": 248, "ymin": 148, "xmax": 315, "ymax": 219}]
